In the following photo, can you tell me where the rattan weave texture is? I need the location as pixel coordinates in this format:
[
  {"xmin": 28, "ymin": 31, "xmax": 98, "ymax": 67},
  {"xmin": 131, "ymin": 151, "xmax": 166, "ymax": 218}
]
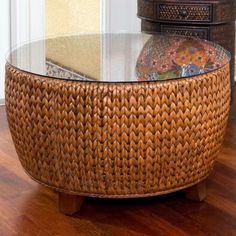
[{"xmin": 5, "ymin": 64, "xmax": 230, "ymax": 197}]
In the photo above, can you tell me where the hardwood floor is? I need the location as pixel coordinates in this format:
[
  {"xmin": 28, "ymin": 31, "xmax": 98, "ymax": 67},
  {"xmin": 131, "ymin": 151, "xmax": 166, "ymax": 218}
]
[{"xmin": 0, "ymin": 99, "xmax": 236, "ymax": 236}]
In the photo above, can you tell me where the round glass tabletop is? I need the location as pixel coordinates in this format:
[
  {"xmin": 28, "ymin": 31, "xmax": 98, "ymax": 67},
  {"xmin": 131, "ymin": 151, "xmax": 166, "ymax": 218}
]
[{"xmin": 7, "ymin": 33, "xmax": 231, "ymax": 83}]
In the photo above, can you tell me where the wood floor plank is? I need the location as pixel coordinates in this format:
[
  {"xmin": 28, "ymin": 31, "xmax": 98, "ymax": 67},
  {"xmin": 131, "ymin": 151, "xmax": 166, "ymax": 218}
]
[
  {"xmin": 206, "ymin": 193, "xmax": 236, "ymax": 218},
  {"xmin": 165, "ymin": 199, "xmax": 236, "ymax": 236}
]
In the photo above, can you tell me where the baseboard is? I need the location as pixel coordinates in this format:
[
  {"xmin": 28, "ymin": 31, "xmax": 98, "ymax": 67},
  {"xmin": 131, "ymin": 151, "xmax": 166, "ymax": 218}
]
[{"xmin": 0, "ymin": 99, "xmax": 5, "ymax": 106}]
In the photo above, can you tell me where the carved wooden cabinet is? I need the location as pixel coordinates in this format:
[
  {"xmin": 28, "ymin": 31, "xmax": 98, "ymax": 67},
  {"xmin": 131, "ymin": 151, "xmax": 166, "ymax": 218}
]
[{"xmin": 137, "ymin": 0, "xmax": 236, "ymax": 100}]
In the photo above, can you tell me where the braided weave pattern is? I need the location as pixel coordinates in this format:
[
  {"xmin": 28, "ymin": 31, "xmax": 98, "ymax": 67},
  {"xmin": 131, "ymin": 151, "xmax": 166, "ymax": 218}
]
[{"xmin": 5, "ymin": 64, "xmax": 230, "ymax": 197}]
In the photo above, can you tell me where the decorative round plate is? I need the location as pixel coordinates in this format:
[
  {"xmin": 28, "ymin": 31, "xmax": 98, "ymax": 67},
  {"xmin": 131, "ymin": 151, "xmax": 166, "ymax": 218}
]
[{"xmin": 136, "ymin": 35, "xmax": 230, "ymax": 81}]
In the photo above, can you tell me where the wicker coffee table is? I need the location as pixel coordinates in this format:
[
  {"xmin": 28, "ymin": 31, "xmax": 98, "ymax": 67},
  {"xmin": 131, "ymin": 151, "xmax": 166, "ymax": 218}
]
[{"xmin": 5, "ymin": 33, "xmax": 231, "ymax": 215}]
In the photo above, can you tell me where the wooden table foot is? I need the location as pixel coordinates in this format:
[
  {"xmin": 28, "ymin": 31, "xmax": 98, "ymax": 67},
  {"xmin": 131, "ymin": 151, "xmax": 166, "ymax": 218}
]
[
  {"xmin": 184, "ymin": 180, "xmax": 207, "ymax": 201},
  {"xmin": 58, "ymin": 192, "xmax": 85, "ymax": 215}
]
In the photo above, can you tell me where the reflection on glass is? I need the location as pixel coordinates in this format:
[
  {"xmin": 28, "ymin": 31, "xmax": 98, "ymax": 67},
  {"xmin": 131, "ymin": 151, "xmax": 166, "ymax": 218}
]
[{"xmin": 7, "ymin": 34, "xmax": 230, "ymax": 83}]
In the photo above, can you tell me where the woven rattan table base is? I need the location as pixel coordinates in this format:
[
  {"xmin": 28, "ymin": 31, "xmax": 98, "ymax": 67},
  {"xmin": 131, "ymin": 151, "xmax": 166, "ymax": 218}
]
[{"xmin": 5, "ymin": 64, "xmax": 230, "ymax": 198}]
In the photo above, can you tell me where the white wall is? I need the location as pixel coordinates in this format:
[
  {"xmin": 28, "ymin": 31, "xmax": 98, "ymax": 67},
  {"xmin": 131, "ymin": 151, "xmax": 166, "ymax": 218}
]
[
  {"xmin": 10, "ymin": 0, "xmax": 45, "ymax": 49},
  {"xmin": 10, "ymin": 0, "xmax": 45, "ymax": 77},
  {"xmin": 0, "ymin": 0, "xmax": 10, "ymax": 101},
  {"xmin": 0, "ymin": 0, "xmax": 45, "ymax": 101},
  {"xmin": 102, "ymin": 0, "xmax": 140, "ymax": 33}
]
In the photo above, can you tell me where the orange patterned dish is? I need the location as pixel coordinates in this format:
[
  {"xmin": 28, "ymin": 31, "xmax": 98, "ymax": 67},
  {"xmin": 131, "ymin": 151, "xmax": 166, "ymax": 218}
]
[{"xmin": 136, "ymin": 35, "xmax": 230, "ymax": 81}]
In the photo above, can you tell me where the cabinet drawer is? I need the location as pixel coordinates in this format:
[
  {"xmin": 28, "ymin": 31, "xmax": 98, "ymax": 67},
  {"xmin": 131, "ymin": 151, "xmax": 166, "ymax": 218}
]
[
  {"xmin": 160, "ymin": 25, "xmax": 209, "ymax": 39},
  {"xmin": 138, "ymin": 0, "xmax": 155, "ymax": 20},
  {"xmin": 157, "ymin": 3, "xmax": 212, "ymax": 23}
]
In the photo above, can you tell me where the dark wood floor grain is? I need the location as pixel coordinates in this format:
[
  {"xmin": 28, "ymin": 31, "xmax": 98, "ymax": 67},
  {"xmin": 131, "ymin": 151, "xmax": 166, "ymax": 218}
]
[{"xmin": 0, "ymin": 95, "xmax": 236, "ymax": 236}]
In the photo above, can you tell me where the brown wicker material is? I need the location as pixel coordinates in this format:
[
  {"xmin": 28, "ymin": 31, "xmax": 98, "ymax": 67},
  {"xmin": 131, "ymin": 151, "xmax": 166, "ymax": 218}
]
[{"xmin": 5, "ymin": 63, "xmax": 230, "ymax": 198}]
